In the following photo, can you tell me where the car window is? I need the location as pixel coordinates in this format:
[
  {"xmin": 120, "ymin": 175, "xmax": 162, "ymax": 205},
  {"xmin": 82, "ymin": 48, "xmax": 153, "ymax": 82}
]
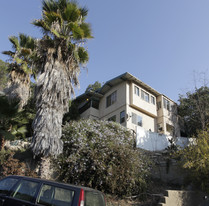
[
  {"xmin": 0, "ymin": 177, "xmax": 18, "ymax": 195},
  {"xmin": 12, "ymin": 179, "xmax": 39, "ymax": 202},
  {"xmin": 85, "ymin": 191, "xmax": 105, "ymax": 206},
  {"xmin": 37, "ymin": 184, "xmax": 74, "ymax": 206}
]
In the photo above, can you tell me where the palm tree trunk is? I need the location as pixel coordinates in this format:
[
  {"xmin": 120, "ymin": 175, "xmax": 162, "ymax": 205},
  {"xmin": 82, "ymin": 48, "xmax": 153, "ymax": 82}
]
[
  {"xmin": 39, "ymin": 156, "xmax": 53, "ymax": 179},
  {"xmin": 4, "ymin": 71, "xmax": 30, "ymax": 109},
  {"xmin": 32, "ymin": 56, "xmax": 72, "ymax": 158}
]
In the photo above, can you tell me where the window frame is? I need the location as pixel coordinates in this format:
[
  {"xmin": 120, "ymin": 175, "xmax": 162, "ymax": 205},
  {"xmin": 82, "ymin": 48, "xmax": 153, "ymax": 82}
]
[
  {"xmin": 132, "ymin": 113, "xmax": 143, "ymax": 126},
  {"xmin": 120, "ymin": 111, "xmax": 125, "ymax": 124},
  {"xmin": 163, "ymin": 98, "xmax": 170, "ymax": 111},
  {"xmin": 106, "ymin": 91, "xmax": 117, "ymax": 107},
  {"xmin": 141, "ymin": 90, "xmax": 150, "ymax": 103},
  {"xmin": 134, "ymin": 86, "xmax": 140, "ymax": 96},
  {"xmin": 11, "ymin": 179, "xmax": 40, "ymax": 203},
  {"xmin": 37, "ymin": 183, "xmax": 75, "ymax": 206},
  {"xmin": 151, "ymin": 96, "xmax": 155, "ymax": 105}
]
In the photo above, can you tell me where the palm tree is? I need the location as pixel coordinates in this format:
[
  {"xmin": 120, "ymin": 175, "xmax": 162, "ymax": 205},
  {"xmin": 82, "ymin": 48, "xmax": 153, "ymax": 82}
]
[
  {"xmin": 2, "ymin": 34, "xmax": 36, "ymax": 109},
  {"xmin": 31, "ymin": 0, "xmax": 92, "ymax": 177}
]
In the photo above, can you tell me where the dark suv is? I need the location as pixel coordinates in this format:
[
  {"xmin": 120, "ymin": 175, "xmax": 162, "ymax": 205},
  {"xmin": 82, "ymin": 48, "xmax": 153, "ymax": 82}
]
[{"xmin": 0, "ymin": 175, "xmax": 106, "ymax": 206}]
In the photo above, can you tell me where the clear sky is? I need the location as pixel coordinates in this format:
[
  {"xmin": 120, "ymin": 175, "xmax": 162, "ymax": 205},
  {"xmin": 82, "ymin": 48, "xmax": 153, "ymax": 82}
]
[{"xmin": 0, "ymin": 0, "xmax": 209, "ymax": 102}]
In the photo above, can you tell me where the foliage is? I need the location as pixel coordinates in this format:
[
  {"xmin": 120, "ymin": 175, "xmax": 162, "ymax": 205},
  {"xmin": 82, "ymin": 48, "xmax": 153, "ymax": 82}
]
[
  {"xmin": 0, "ymin": 149, "xmax": 37, "ymax": 177},
  {"xmin": 173, "ymin": 127, "xmax": 209, "ymax": 192},
  {"xmin": 0, "ymin": 94, "xmax": 32, "ymax": 144},
  {"xmin": 178, "ymin": 86, "xmax": 209, "ymax": 136},
  {"xmin": 85, "ymin": 81, "xmax": 102, "ymax": 93},
  {"xmin": 63, "ymin": 100, "xmax": 80, "ymax": 123},
  {"xmin": 2, "ymin": 34, "xmax": 37, "ymax": 108},
  {"xmin": 31, "ymin": 0, "xmax": 92, "ymax": 157},
  {"xmin": 0, "ymin": 60, "xmax": 8, "ymax": 91},
  {"xmin": 55, "ymin": 119, "xmax": 152, "ymax": 197}
]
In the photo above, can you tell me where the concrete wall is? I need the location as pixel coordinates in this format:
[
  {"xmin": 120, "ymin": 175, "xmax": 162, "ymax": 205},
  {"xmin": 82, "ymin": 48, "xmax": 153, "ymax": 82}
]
[
  {"xmin": 80, "ymin": 107, "xmax": 99, "ymax": 120},
  {"xmin": 136, "ymin": 126, "xmax": 194, "ymax": 151}
]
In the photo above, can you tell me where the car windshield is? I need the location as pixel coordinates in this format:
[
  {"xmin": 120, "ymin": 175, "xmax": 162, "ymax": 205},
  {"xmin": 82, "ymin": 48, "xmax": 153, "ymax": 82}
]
[{"xmin": 0, "ymin": 177, "xmax": 18, "ymax": 195}]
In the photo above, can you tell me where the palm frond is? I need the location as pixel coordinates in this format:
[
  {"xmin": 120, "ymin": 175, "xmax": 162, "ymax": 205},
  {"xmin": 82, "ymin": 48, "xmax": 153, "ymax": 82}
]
[
  {"xmin": 80, "ymin": 23, "xmax": 93, "ymax": 38},
  {"xmin": 2, "ymin": 51, "xmax": 15, "ymax": 58},
  {"xmin": 71, "ymin": 23, "xmax": 84, "ymax": 40},
  {"xmin": 62, "ymin": 2, "xmax": 80, "ymax": 22},
  {"xmin": 19, "ymin": 33, "xmax": 36, "ymax": 50},
  {"xmin": 9, "ymin": 36, "xmax": 20, "ymax": 51},
  {"xmin": 80, "ymin": 6, "xmax": 88, "ymax": 18},
  {"xmin": 77, "ymin": 47, "xmax": 89, "ymax": 64},
  {"xmin": 42, "ymin": 0, "xmax": 58, "ymax": 13}
]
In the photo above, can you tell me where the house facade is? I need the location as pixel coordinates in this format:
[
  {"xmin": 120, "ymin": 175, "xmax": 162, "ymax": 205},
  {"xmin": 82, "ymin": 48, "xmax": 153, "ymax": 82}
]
[{"xmin": 75, "ymin": 72, "xmax": 180, "ymax": 137}]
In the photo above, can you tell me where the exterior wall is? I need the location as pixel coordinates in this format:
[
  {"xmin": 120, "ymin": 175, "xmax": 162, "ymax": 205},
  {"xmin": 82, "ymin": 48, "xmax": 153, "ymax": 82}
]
[
  {"xmin": 101, "ymin": 106, "xmax": 127, "ymax": 127},
  {"xmin": 156, "ymin": 95, "xmax": 180, "ymax": 136},
  {"xmin": 126, "ymin": 82, "xmax": 157, "ymax": 132},
  {"xmin": 99, "ymin": 82, "xmax": 127, "ymax": 121},
  {"xmin": 76, "ymin": 74, "xmax": 180, "ymax": 137},
  {"xmin": 126, "ymin": 107, "xmax": 156, "ymax": 132},
  {"xmin": 80, "ymin": 107, "xmax": 99, "ymax": 120},
  {"xmin": 130, "ymin": 82, "xmax": 157, "ymax": 117}
]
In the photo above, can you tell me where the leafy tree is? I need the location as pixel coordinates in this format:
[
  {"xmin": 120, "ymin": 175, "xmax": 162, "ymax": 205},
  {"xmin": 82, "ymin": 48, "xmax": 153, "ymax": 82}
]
[
  {"xmin": 0, "ymin": 95, "xmax": 28, "ymax": 150},
  {"xmin": 55, "ymin": 119, "xmax": 151, "ymax": 197},
  {"xmin": 85, "ymin": 81, "xmax": 102, "ymax": 92},
  {"xmin": 62, "ymin": 100, "xmax": 80, "ymax": 123},
  {"xmin": 0, "ymin": 60, "xmax": 8, "ymax": 91},
  {"xmin": 31, "ymin": 0, "xmax": 92, "ymax": 178},
  {"xmin": 174, "ymin": 127, "xmax": 209, "ymax": 192},
  {"xmin": 2, "ymin": 34, "xmax": 36, "ymax": 108},
  {"xmin": 178, "ymin": 86, "xmax": 209, "ymax": 137}
]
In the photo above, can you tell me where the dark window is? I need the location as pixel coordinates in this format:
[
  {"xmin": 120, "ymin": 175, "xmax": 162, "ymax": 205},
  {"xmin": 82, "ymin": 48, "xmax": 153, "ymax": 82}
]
[
  {"xmin": 120, "ymin": 111, "xmax": 125, "ymax": 123},
  {"xmin": 141, "ymin": 90, "xmax": 149, "ymax": 102},
  {"xmin": 134, "ymin": 86, "xmax": 140, "ymax": 96},
  {"xmin": 163, "ymin": 98, "xmax": 170, "ymax": 111},
  {"xmin": 0, "ymin": 177, "xmax": 18, "ymax": 195},
  {"xmin": 151, "ymin": 96, "xmax": 155, "ymax": 105},
  {"xmin": 85, "ymin": 191, "xmax": 106, "ymax": 206},
  {"xmin": 12, "ymin": 180, "xmax": 39, "ymax": 202},
  {"xmin": 132, "ymin": 113, "xmax": 142, "ymax": 126},
  {"xmin": 108, "ymin": 115, "xmax": 116, "ymax": 122},
  {"xmin": 106, "ymin": 91, "xmax": 117, "ymax": 107},
  {"xmin": 37, "ymin": 184, "xmax": 74, "ymax": 206}
]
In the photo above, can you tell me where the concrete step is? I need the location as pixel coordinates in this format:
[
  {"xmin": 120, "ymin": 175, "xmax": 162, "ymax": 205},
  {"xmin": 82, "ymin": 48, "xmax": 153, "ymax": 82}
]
[{"xmin": 157, "ymin": 190, "xmax": 207, "ymax": 206}]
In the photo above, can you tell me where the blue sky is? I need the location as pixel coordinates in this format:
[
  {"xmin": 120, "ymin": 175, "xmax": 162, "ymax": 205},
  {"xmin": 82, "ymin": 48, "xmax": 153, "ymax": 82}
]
[{"xmin": 0, "ymin": 0, "xmax": 209, "ymax": 102}]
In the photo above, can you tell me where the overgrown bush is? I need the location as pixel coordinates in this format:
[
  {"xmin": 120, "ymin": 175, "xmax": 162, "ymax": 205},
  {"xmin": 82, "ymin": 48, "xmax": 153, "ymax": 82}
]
[
  {"xmin": 173, "ymin": 127, "xmax": 209, "ymax": 192},
  {"xmin": 54, "ymin": 119, "xmax": 152, "ymax": 197}
]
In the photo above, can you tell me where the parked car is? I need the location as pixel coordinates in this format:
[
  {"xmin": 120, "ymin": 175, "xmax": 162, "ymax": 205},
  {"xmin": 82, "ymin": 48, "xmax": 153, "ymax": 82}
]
[{"xmin": 0, "ymin": 175, "xmax": 106, "ymax": 206}]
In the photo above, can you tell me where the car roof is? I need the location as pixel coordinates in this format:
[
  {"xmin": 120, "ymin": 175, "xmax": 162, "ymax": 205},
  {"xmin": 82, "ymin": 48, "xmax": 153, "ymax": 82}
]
[{"xmin": 6, "ymin": 175, "xmax": 102, "ymax": 193}]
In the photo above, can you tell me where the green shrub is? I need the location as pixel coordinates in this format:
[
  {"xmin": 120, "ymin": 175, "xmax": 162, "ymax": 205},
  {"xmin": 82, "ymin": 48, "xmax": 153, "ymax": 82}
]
[
  {"xmin": 54, "ymin": 119, "xmax": 151, "ymax": 197},
  {"xmin": 173, "ymin": 127, "xmax": 209, "ymax": 192}
]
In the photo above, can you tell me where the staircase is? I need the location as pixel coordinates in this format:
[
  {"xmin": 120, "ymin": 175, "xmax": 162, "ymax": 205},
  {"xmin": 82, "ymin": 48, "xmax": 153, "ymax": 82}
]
[{"xmin": 158, "ymin": 190, "xmax": 208, "ymax": 206}]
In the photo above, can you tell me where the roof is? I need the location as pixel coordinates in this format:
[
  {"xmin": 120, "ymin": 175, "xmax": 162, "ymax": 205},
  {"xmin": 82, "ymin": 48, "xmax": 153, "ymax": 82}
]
[
  {"xmin": 99, "ymin": 72, "xmax": 161, "ymax": 96},
  {"xmin": 75, "ymin": 72, "xmax": 176, "ymax": 103}
]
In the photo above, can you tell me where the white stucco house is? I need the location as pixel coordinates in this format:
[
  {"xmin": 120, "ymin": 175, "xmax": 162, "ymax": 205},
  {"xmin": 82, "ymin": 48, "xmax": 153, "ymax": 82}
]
[{"xmin": 75, "ymin": 72, "xmax": 181, "ymax": 139}]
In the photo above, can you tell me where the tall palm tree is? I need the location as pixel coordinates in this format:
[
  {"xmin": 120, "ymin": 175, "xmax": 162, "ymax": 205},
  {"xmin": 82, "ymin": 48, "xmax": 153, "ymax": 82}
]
[
  {"xmin": 2, "ymin": 34, "xmax": 36, "ymax": 109},
  {"xmin": 31, "ymin": 0, "xmax": 92, "ymax": 167}
]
